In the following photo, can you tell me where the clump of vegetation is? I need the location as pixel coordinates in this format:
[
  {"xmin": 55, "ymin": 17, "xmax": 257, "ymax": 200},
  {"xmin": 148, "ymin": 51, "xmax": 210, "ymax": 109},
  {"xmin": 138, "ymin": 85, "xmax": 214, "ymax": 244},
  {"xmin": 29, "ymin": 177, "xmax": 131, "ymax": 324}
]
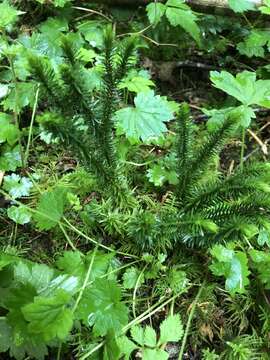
[{"xmin": 1, "ymin": 0, "xmax": 270, "ymax": 359}]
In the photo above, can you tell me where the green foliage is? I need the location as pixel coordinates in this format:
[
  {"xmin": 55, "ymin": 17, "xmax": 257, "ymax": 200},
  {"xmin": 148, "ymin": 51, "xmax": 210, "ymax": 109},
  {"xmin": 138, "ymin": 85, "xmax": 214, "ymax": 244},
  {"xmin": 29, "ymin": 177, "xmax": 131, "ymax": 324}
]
[
  {"xmin": 2, "ymin": 4, "xmax": 270, "ymax": 359},
  {"xmin": 147, "ymin": 0, "xmax": 201, "ymax": 44},
  {"xmin": 210, "ymin": 244, "xmax": 250, "ymax": 295},
  {"xmin": 118, "ymin": 314, "xmax": 183, "ymax": 360},
  {"xmin": 0, "ymin": 113, "xmax": 20, "ymax": 146},
  {"xmin": 3, "ymin": 174, "xmax": 32, "ymax": 199},
  {"xmin": 0, "ymin": 1, "xmax": 24, "ymax": 31},
  {"xmin": 7, "ymin": 205, "xmax": 32, "ymax": 225},
  {"xmin": 210, "ymin": 70, "xmax": 270, "ymax": 127},
  {"xmin": 228, "ymin": 0, "xmax": 256, "ymax": 12},
  {"xmin": 259, "ymin": 0, "xmax": 270, "ymax": 14},
  {"xmin": 76, "ymin": 278, "xmax": 128, "ymax": 336},
  {"xmin": 34, "ymin": 187, "xmax": 67, "ymax": 230},
  {"xmin": 237, "ymin": 30, "xmax": 270, "ymax": 58},
  {"xmin": 115, "ymin": 91, "xmax": 173, "ymax": 143}
]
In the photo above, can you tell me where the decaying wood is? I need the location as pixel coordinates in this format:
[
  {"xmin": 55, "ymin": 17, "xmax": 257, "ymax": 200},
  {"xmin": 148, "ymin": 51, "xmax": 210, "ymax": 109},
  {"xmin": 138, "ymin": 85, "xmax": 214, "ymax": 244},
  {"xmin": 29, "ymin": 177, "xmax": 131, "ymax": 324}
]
[{"xmin": 85, "ymin": 0, "xmax": 263, "ymax": 9}]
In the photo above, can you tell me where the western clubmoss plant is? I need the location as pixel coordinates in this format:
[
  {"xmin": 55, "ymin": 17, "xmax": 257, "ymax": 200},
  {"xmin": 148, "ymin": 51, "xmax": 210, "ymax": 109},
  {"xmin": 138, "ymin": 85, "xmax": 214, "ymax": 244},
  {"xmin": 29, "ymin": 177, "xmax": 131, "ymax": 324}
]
[
  {"xmin": 123, "ymin": 104, "xmax": 270, "ymax": 252},
  {"xmin": 27, "ymin": 25, "xmax": 137, "ymax": 208}
]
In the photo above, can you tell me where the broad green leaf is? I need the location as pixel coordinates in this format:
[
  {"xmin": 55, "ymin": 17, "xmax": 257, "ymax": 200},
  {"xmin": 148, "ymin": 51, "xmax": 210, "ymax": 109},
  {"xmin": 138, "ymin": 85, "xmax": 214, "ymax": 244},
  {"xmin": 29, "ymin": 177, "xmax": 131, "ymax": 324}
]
[
  {"xmin": 249, "ymin": 249, "xmax": 270, "ymax": 288},
  {"xmin": 210, "ymin": 245, "xmax": 250, "ymax": 295},
  {"xmin": 56, "ymin": 251, "xmax": 85, "ymax": 277},
  {"xmin": 146, "ymin": 3, "xmax": 166, "ymax": 25},
  {"xmin": 143, "ymin": 348, "xmax": 168, "ymax": 360},
  {"xmin": 56, "ymin": 250, "xmax": 113, "ymax": 284},
  {"xmin": 0, "ymin": 84, "xmax": 9, "ymax": 99},
  {"xmin": 0, "ymin": 1, "xmax": 24, "ymax": 30},
  {"xmin": 34, "ymin": 187, "xmax": 66, "ymax": 230},
  {"xmin": 144, "ymin": 326, "xmax": 157, "ymax": 347},
  {"xmin": 77, "ymin": 21, "xmax": 105, "ymax": 49},
  {"xmin": 76, "ymin": 279, "xmax": 128, "ymax": 336},
  {"xmin": 14, "ymin": 261, "xmax": 54, "ymax": 292},
  {"xmin": 228, "ymin": 0, "xmax": 256, "ymax": 12},
  {"xmin": 204, "ymin": 106, "xmax": 255, "ymax": 130},
  {"xmin": 0, "ymin": 252, "xmax": 18, "ymax": 270},
  {"xmin": 131, "ymin": 325, "xmax": 144, "ymax": 346},
  {"xmin": 0, "ymin": 112, "xmax": 20, "ymax": 146},
  {"xmin": 260, "ymin": 0, "xmax": 270, "ymax": 14},
  {"xmin": 36, "ymin": 0, "xmax": 71, "ymax": 6},
  {"xmin": 3, "ymin": 174, "xmax": 32, "ymax": 199},
  {"xmin": 167, "ymin": 268, "xmax": 188, "ymax": 294},
  {"xmin": 39, "ymin": 17, "xmax": 68, "ymax": 40},
  {"xmin": 158, "ymin": 314, "xmax": 183, "ymax": 345},
  {"xmin": 117, "ymin": 336, "xmax": 137, "ymax": 360},
  {"xmin": 22, "ymin": 290, "xmax": 73, "ymax": 341},
  {"xmin": 2, "ymin": 83, "xmax": 37, "ymax": 112},
  {"xmin": 7, "ymin": 205, "xmax": 32, "ymax": 225},
  {"xmin": 76, "ymin": 48, "xmax": 97, "ymax": 63},
  {"xmin": 7, "ymin": 309, "xmax": 48, "ymax": 360},
  {"xmin": 103, "ymin": 332, "xmax": 121, "ymax": 360},
  {"xmin": 257, "ymin": 228, "xmax": 270, "ymax": 247},
  {"xmin": 53, "ymin": 0, "xmax": 71, "ymax": 7},
  {"xmin": 237, "ymin": 30, "xmax": 270, "ymax": 58},
  {"xmin": 210, "ymin": 70, "xmax": 270, "ymax": 108},
  {"xmin": 147, "ymin": 164, "xmax": 178, "ymax": 186},
  {"xmin": 0, "ymin": 145, "xmax": 22, "ymax": 171},
  {"xmin": 119, "ymin": 76, "xmax": 154, "ymax": 93},
  {"xmin": 0, "ymin": 318, "xmax": 12, "ymax": 352},
  {"xmin": 123, "ymin": 266, "xmax": 144, "ymax": 289},
  {"xmin": 115, "ymin": 91, "xmax": 173, "ymax": 143},
  {"xmin": 165, "ymin": 0, "xmax": 201, "ymax": 44}
]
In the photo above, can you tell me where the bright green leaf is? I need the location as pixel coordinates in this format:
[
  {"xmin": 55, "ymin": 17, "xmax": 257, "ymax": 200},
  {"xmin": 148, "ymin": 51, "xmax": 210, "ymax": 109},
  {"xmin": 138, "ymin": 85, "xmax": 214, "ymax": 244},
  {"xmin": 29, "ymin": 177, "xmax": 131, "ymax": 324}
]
[
  {"xmin": 210, "ymin": 245, "xmax": 250, "ymax": 295},
  {"xmin": 123, "ymin": 266, "xmax": 144, "ymax": 289},
  {"xmin": 144, "ymin": 326, "xmax": 157, "ymax": 347},
  {"xmin": 76, "ymin": 279, "xmax": 128, "ymax": 336},
  {"xmin": 237, "ymin": 30, "xmax": 270, "ymax": 58},
  {"xmin": 0, "ymin": 1, "xmax": 24, "ymax": 30},
  {"xmin": 165, "ymin": 0, "xmax": 201, "ymax": 44},
  {"xmin": 7, "ymin": 205, "xmax": 32, "ymax": 225},
  {"xmin": 115, "ymin": 91, "xmax": 173, "ymax": 143},
  {"xmin": 0, "ymin": 318, "xmax": 12, "ymax": 352},
  {"xmin": 3, "ymin": 174, "xmax": 32, "ymax": 199},
  {"xmin": 146, "ymin": 3, "xmax": 166, "ymax": 25},
  {"xmin": 143, "ymin": 348, "xmax": 168, "ymax": 360},
  {"xmin": 0, "ymin": 113, "xmax": 20, "ymax": 146},
  {"xmin": 131, "ymin": 325, "xmax": 144, "ymax": 346},
  {"xmin": 0, "ymin": 145, "xmax": 22, "ymax": 171},
  {"xmin": 34, "ymin": 187, "xmax": 67, "ymax": 230},
  {"xmin": 228, "ymin": 0, "xmax": 256, "ymax": 12},
  {"xmin": 158, "ymin": 314, "xmax": 183, "ymax": 345},
  {"xmin": 22, "ymin": 290, "xmax": 73, "ymax": 341},
  {"xmin": 210, "ymin": 70, "xmax": 270, "ymax": 108},
  {"xmin": 117, "ymin": 336, "xmax": 138, "ymax": 360},
  {"xmin": 2, "ymin": 83, "xmax": 37, "ymax": 112}
]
